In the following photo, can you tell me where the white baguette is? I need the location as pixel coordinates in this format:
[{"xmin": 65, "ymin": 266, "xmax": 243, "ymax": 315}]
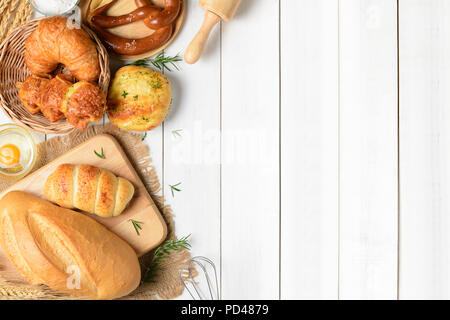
[{"xmin": 0, "ymin": 191, "xmax": 141, "ymax": 299}]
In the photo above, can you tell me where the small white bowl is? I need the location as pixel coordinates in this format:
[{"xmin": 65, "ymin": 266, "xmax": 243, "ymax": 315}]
[{"xmin": 28, "ymin": 0, "xmax": 80, "ymax": 17}]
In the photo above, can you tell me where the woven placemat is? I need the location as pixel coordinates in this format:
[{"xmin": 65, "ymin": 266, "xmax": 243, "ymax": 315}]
[{"xmin": 0, "ymin": 124, "xmax": 190, "ymax": 300}]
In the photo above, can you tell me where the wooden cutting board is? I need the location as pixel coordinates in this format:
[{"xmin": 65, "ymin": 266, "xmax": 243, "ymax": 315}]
[{"xmin": 0, "ymin": 134, "xmax": 167, "ymax": 284}]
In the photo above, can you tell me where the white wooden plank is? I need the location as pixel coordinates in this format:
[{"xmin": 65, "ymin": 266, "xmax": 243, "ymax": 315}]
[
  {"xmin": 221, "ymin": 0, "xmax": 279, "ymax": 299},
  {"xmin": 162, "ymin": 0, "xmax": 222, "ymax": 300},
  {"xmin": 339, "ymin": 0, "xmax": 398, "ymax": 299},
  {"xmin": 280, "ymin": 0, "xmax": 339, "ymax": 300},
  {"xmin": 399, "ymin": 0, "xmax": 450, "ymax": 300}
]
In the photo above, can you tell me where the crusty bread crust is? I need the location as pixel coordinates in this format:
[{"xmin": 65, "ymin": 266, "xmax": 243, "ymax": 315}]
[
  {"xmin": 107, "ymin": 66, "xmax": 172, "ymax": 131},
  {"xmin": 0, "ymin": 191, "xmax": 141, "ymax": 299},
  {"xmin": 44, "ymin": 164, "xmax": 134, "ymax": 217},
  {"xmin": 74, "ymin": 164, "xmax": 102, "ymax": 213},
  {"xmin": 44, "ymin": 163, "xmax": 75, "ymax": 209}
]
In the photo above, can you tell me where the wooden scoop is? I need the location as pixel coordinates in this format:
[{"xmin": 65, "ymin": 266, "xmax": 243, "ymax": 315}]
[{"xmin": 185, "ymin": 0, "xmax": 242, "ymax": 64}]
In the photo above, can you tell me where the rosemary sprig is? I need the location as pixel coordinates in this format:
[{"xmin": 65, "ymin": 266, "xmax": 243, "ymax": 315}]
[
  {"xmin": 129, "ymin": 52, "xmax": 182, "ymax": 72},
  {"xmin": 94, "ymin": 148, "xmax": 105, "ymax": 159},
  {"xmin": 130, "ymin": 59, "xmax": 148, "ymax": 67},
  {"xmin": 142, "ymin": 235, "xmax": 191, "ymax": 282},
  {"xmin": 172, "ymin": 129, "xmax": 183, "ymax": 138},
  {"xmin": 169, "ymin": 182, "xmax": 182, "ymax": 197},
  {"xmin": 142, "ymin": 132, "xmax": 147, "ymax": 141},
  {"xmin": 151, "ymin": 52, "xmax": 182, "ymax": 71},
  {"xmin": 129, "ymin": 219, "xmax": 144, "ymax": 236}
]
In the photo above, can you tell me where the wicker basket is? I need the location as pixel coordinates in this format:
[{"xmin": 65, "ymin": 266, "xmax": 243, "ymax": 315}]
[{"xmin": 0, "ymin": 19, "xmax": 110, "ymax": 135}]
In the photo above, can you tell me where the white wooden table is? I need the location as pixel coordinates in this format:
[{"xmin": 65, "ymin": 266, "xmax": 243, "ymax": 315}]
[{"xmin": 3, "ymin": 0, "xmax": 450, "ymax": 300}]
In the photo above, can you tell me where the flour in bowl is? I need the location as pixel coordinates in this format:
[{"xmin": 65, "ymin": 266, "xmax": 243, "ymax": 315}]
[{"xmin": 31, "ymin": 0, "xmax": 78, "ymax": 15}]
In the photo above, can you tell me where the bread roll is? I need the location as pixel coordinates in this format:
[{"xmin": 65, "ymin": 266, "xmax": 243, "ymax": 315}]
[
  {"xmin": 107, "ymin": 66, "xmax": 171, "ymax": 131},
  {"xmin": 60, "ymin": 81, "xmax": 107, "ymax": 130},
  {"xmin": 16, "ymin": 75, "xmax": 107, "ymax": 129},
  {"xmin": 0, "ymin": 191, "xmax": 140, "ymax": 299},
  {"xmin": 44, "ymin": 164, "xmax": 134, "ymax": 218},
  {"xmin": 16, "ymin": 74, "xmax": 52, "ymax": 114},
  {"xmin": 40, "ymin": 74, "xmax": 72, "ymax": 122}
]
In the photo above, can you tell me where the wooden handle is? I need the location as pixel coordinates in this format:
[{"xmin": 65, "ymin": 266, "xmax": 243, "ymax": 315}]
[{"xmin": 185, "ymin": 11, "xmax": 221, "ymax": 64}]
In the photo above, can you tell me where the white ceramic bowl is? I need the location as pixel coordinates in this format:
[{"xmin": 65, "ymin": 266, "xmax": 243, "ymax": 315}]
[{"xmin": 28, "ymin": 0, "xmax": 80, "ymax": 16}]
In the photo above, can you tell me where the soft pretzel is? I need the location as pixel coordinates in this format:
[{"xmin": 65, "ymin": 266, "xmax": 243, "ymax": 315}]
[
  {"xmin": 88, "ymin": 0, "xmax": 180, "ymax": 56},
  {"xmin": 24, "ymin": 16, "xmax": 100, "ymax": 82},
  {"xmin": 135, "ymin": 0, "xmax": 180, "ymax": 30}
]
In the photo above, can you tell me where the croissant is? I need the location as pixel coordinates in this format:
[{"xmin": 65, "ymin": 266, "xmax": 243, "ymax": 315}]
[
  {"xmin": 16, "ymin": 75, "xmax": 107, "ymax": 129},
  {"xmin": 25, "ymin": 16, "xmax": 100, "ymax": 82},
  {"xmin": 44, "ymin": 164, "xmax": 135, "ymax": 218}
]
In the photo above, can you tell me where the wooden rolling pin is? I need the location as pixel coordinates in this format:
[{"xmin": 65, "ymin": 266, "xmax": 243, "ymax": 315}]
[{"xmin": 185, "ymin": 0, "xmax": 242, "ymax": 64}]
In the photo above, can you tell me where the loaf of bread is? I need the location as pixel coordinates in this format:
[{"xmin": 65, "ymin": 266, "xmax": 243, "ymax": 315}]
[
  {"xmin": 44, "ymin": 164, "xmax": 134, "ymax": 218},
  {"xmin": 0, "ymin": 191, "xmax": 140, "ymax": 299}
]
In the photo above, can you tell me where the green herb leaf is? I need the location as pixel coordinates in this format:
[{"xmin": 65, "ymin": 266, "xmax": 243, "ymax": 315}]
[
  {"xmin": 121, "ymin": 91, "xmax": 129, "ymax": 98},
  {"xmin": 129, "ymin": 219, "xmax": 144, "ymax": 236},
  {"xmin": 142, "ymin": 235, "xmax": 191, "ymax": 282},
  {"xmin": 129, "ymin": 59, "xmax": 148, "ymax": 67},
  {"xmin": 94, "ymin": 148, "xmax": 105, "ymax": 159},
  {"xmin": 128, "ymin": 52, "xmax": 182, "ymax": 72},
  {"xmin": 172, "ymin": 129, "xmax": 183, "ymax": 138},
  {"xmin": 141, "ymin": 132, "xmax": 147, "ymax": 141},
  {"xmin": 169, "ymin": 182, "xmax": 182, "ymax": 197},
  {"xmin": 151, "ymin": 52, "xmax": 182, "ymax": 72}
]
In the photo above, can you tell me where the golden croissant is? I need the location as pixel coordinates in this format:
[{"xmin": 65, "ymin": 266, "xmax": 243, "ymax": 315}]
[
  {"xmin": 25, "ymin": 16, "xmax": 100, "ymax": 82},
  {"xmin": 44, "ymin": 164, "xmax": 135, "ymax": 218}
]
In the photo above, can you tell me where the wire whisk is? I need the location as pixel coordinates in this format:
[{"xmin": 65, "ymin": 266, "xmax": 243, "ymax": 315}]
[{"xmin": 180, "ymin": 256, "xmax": 219, "ymax": 300}]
